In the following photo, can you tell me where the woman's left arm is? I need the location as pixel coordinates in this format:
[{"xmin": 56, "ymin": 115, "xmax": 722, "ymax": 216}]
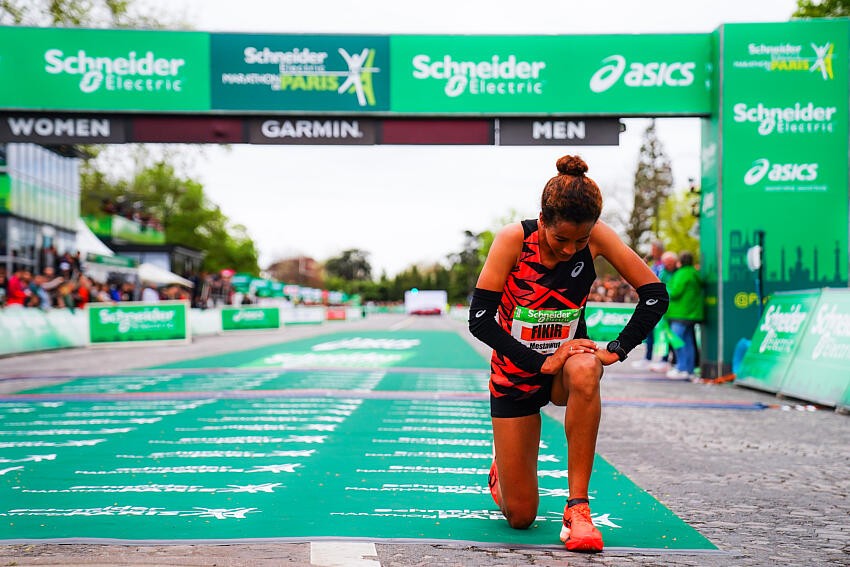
[
  {"xmin": 589, "ymin": 222, "xmax": 658, "ymax": 288},
  {"xmin": 589, "ymin": 222, "xmax": 670, "ymax": 360}
]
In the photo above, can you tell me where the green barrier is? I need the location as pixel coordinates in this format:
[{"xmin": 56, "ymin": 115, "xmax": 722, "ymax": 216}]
[
  {"xmin": 584, "ymin": 302, "xmax": 635, "ymax": 342},
  {"xmin": 735, "ymin": 291, "xmax": 820, "ymax": 393},
  {"xmin": 0, "ymin": 308, "xmax": 87, "ymax": 356},
  {"xmin": 221, "ymin": 306, "xmax": 280, "ymax": 331},
  {"xmin": 841, "ymin": 381, "xmax": 850, "ymax": 413},
  {"xmin": 88, "ymin": 301, "xmax": 190, "ymax": 345},
  {"xmin": 778, "ymin": 289, "xmax": 850, "ymax": 407}
]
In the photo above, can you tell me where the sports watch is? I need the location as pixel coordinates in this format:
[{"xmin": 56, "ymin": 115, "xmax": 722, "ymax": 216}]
[{"xmin": 606, "ymin": 340, "xmax": 628, "ymax": 362}]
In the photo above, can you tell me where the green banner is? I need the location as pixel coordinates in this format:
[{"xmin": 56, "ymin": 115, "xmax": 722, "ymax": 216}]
[
  {"xmin": 390, "ymin": 34, "xmax": 711, "ymax": 114},
  {"xmin": 735, "ymin": 291, "xmax": 820, "ymax": 392},
  {"xmin": 88, "ymin": 302, "xmax": 189, "ymax": 344},
  {"xmin": 85, "ymin": 252, "xmax": 138, "ymax": 268},
  {"xmin": 221, "ymin": 306, "xmax": 281, "ymax": 331},
  {"xmin": 712, "ymin": 20, "xmax": 850, "ymax": 364},
  {"xmin": 0, "ymin": 172, "xmax": 8, "ymax": 213},
  {"xmin": 211, "ymin": 34, "xmax": 389, "ymax": 112},
  {"xmin": 583, "ymin": 302, "xmax": 635, "ymax": 342},
  {"xmin": 0, "ymin": 27, "xmax": 210, "ymax": 111},
  {"xmin": 779, "ymin": 289, "xmax": 850, "ymax": 406}
]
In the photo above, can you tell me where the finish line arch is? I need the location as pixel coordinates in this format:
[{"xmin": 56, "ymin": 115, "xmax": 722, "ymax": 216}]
[{"xmin": 0, "ymin": 19, "xmax": 847, "ymax": 375}]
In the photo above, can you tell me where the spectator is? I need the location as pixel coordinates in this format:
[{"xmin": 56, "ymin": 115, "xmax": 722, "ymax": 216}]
[
  {"xmin": 56, "ymin": 281, "xmax": 78, "ymax": 312},
  {"xmin": 648, "ymin": 251, "xmax": 679, "ymax": 373},
  {"xmin": 0, "ymin": 266, "xmax": 7, "ymax": 307},
  {"xmin": 40, "ymin": 266, "xmax": 64, "ymax": 307},
  {"xmin": 665, "ymin": 251, "xmax": 704, "ymax": 379},
  {"xmin": 6, "ymin": 269, "xmax": 32, "ymax": 307},
  {"xmin": 27, "ymin": 274, "xmax": 50, "ymax": 310},
  {"xmin": 75, "ymin": 275, "xmax": 92, "ymax": 309},
  {"xmin": 141, "ymin": 281, "xmax": 160, "ymax": 303}
]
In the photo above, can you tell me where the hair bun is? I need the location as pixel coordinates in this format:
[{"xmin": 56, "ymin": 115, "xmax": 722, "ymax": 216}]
[{"xmin": 556, "ymin": 155, "xmax": 588, "ymax": 176}]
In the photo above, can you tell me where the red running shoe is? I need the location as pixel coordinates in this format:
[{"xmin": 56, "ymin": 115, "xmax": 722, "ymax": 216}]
[
  {"xmin": 559, "ymin": 502, "xmax": 604, "ymax": 552},
  {"xmin": 488, "ymin": 459, "xmax": 500, "ymax": 507}
]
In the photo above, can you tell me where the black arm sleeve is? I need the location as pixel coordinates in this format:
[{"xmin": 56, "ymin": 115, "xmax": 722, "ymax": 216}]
[
  {"xmin": 468, "ymin": 287, "xmax": 547, "ymax": 374},
  {"xmin": 615, "ymin": 281, "xmax": 670, "ymax": 353}
]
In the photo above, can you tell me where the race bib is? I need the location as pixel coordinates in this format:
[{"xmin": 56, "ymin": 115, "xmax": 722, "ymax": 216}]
[{"xmin": 510, "ymin": 305, "xmax": 582, "ymax": 354}]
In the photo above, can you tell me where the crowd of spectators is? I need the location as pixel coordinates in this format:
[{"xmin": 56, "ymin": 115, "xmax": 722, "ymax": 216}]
[
  {"xmin": 100, "ymin": 198, "xmax": 164, "ymax": 232},
  {"xmin": 587, "ymin": 275, "xmax": 639, "ymax": 303}
]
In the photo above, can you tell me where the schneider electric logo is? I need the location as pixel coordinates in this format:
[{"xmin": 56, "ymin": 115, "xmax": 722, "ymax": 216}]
[
  {"xmin": 733, "ymin": 102, "xmax": 837, "ymax": 135},
  {"xmin": 411, "ymin": 54, "xmax": 546, "ymax": 97},
  {"xmin": 232, "ymin": 310, "xmax": 266, "ymax": 322},
  {"xmin": 589, "ymin": 55, "xmax": 695, "ymax": 93},
  {"xmin": 223, "ymin": 46, "xmax": 381, "ymax": 107},
  {"xmin": 744, "ymin": 159, "xmax": 818, "ymax": 185},
  {"xmin": 733, "ymin": 42, "xmax": 834, "ymax": 80},
  {"xmin": 44, "ymin": 49, "xmax": 186, "ymax": 94}
]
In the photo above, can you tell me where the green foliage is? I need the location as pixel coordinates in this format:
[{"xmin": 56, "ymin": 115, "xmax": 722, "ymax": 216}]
[
  {"xmin": 80, "ymin": 158, "xmax": 260, "ymax": 275},
  {"xmin": 625, "ymin": 120, "xmax": 674, "ymax": 254},
  {"xmin": 316, "ymin": 226, "xmax": 495, "ymax": 304},
  {"xmin": 325, "ymin": 249, "xmax": 372, "ymax": 281},
  {"xmin": 793, "ymin": 0, "xmax": 850, "ymax": 17},
  {"xmin": 657, "ymin": 188, "xmax": 701, "ymax": 264},
  {"xmin": 0, "ymin": 0, "xmax": 184, "ymax": 27}
]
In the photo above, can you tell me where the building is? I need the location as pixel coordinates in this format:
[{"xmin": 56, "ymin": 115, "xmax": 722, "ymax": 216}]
[{"xmin": 0, "ymin": 143, "xmax": 80, "ymax": 275}]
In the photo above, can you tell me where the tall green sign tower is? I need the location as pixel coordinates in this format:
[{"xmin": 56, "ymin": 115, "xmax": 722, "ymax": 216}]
[{"xmin": 701, "ymin": 20, "xmax": 849, "ymax": 375}]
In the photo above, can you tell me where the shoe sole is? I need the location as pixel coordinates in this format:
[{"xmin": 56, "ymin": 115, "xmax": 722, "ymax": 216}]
[{"xmin": 564, "ymin": 536, "xmax": 604, "ymax": 553}]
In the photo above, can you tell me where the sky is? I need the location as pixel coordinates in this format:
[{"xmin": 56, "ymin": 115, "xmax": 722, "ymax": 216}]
[{"xmin": 132, "ymin": 0, "xmax": 799, "ymax": 278}]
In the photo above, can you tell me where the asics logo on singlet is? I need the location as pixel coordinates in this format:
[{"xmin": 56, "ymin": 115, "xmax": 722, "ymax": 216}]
[
  {"xmin": 646, "ymin": 299, "xmax": 658, "ymax": 305},
  {"xmin": 475, "ymin": 310, "xmax": 487, "ymax": 318},
  {"xmin": 571, "ymin": 262, "xmax": 585, "ymax": 278}
]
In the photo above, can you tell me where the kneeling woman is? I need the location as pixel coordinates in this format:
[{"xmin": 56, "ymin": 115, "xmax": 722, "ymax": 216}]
[{"xmin": 468, "ymin": 155, "xmax": 668, "ymax": 552}]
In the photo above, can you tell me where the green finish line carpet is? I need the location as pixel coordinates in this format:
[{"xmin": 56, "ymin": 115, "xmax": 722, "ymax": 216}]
[{"xmin": 1, "ymin": 330, "xmax": 716, "ymax": 551}]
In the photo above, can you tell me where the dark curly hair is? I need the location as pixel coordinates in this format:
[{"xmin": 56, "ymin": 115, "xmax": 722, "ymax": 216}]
[{"xmin": 540, "ymin": 155, "xmax": 603, "ymax": 225}]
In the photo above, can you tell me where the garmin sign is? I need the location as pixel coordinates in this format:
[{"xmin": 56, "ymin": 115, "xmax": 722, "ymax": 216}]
[
  {"xmin": 249, "ymin": 119, "xmax": 376, "ymax": 144},
  {"xmin": 0, "ymin": 114, "xmax": 126, "ymax": 143}
]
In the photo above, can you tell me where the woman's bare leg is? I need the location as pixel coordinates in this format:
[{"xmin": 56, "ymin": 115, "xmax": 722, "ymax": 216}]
[{"xmin": 491, "ymin": 413, "xmax": 542, "ymax": 529}]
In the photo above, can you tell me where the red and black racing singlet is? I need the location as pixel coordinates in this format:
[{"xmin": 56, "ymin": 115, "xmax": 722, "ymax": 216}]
[{"xmin": 490, "ymin": 219, "xmax": 597, "ymax": 399}]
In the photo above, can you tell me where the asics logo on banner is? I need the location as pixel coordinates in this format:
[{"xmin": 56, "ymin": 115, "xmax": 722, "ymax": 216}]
[
  {"xmin": 646, "ymin": 299, "xmax": 658, "ymax": 305},
  {"xmin": 475, "ymin": 310, "xmax": 487, "ymax": 318},
  {"xmin": 733, "ymin": 102, "xmax": 837, "ymax": 135},
  {"xmin": 589, "ymin": 55, "xmax": 695, "ymax": 93},
  {"xmin": 585, "ymin": 311, "xmax": 604, "ymax": 326},
  {"xmin": 744, "ymin": 159, "xmax": 818, "ymax": 185},
  {"xmin": 571, "ymin": 262, "xmax": 585, "ymax": 277}
]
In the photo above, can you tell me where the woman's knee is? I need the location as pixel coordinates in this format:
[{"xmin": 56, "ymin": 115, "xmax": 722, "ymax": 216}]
[
  {"xmin": 502, "ymin": 500, "xmax": 538, "ymax": 530},
  {"xmin": 564, "ymin": 355, "xmax": 602, "ymax": 398}
]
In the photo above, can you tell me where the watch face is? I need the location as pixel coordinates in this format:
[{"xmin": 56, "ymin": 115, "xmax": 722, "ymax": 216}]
[{"xmin": 607, "ymin": 340, "xmax": 619, "ymax": 352}]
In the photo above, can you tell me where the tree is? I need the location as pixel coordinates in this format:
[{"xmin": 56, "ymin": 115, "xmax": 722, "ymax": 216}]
[
  {"xmin": 0, "ymin": 0, "xmax": 184, "ymax": 27},
  {"xmin": 656, "ymin": 188, "xmax": 701, "ymax": 264},
  {"xmin": 793, "ymin": 0, "xmax": 850, "ymax": 17},
  {"xmin": 625, "ymin": 120, "xmax": 674, "ymax": 254},
  {"xmin": 324, "ymin": 249, "xmax": 372, "ymax": 281},
  {"xmin": 446, "ymin": 230, "xmax": 488, "ymax": 302},
  {"xmin": 80, "ymin": 159, "xmax": 260, "ymax": 274}
]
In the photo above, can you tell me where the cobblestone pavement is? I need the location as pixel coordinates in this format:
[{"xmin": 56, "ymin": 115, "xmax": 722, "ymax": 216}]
[{"xmin": 0, "ymin": 314, "xmax": 847, "ymax": 566}]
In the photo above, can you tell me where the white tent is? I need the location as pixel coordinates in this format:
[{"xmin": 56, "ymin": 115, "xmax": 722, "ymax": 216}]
[
  {"xmin": 75, "ymin": 218, "xmax": 114, "ymax": 257},
  {"xmin": 138, "ymin": 262, "xmax": 194, "ymax": 288}
]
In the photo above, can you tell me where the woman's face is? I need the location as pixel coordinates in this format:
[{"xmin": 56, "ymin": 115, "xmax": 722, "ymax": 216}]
[{"xmin": 539, "ymin": 216, "xmax": 596, "ymax": 262}]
